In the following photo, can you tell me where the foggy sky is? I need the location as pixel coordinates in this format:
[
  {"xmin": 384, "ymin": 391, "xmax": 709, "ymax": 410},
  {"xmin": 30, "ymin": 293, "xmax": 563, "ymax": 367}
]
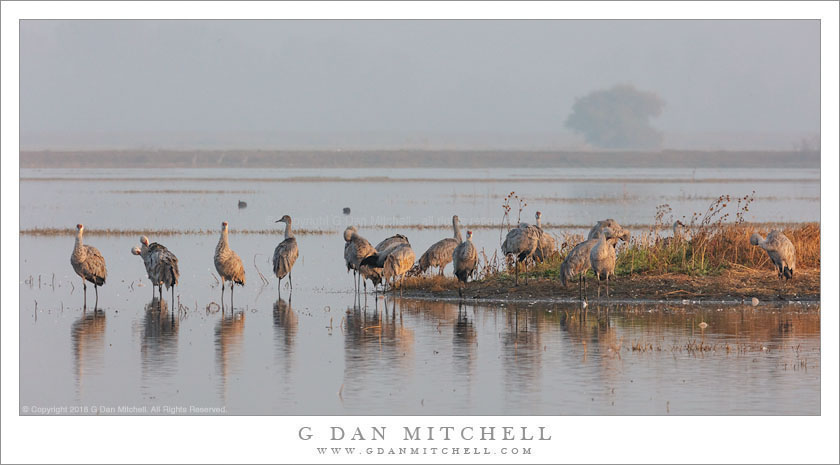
[{"xmin": 20, "ymin": 20, "xmax": 820, "ymax": 150}]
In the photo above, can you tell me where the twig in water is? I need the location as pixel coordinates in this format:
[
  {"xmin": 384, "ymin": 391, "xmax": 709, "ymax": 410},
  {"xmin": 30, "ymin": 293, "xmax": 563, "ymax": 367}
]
[{"xmin": 253, "ymin": 253, "xmax": 269, "ymax": 286}]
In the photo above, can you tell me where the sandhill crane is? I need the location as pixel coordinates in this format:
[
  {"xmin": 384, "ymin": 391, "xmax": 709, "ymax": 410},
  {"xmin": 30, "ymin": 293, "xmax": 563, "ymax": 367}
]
[
  {"xmin": 361, "ymin": 235, "xmax": 415, "ymax": 293},
  {"xmin": 70, "ymin": 224, "xmax": 107, "ymax": 308},
  {"xmin": 501, "ymin": 220, "xmax": 540, "ymax": 285},
  {"xmin": 382, "ymin": 244, "xmax": 416, "ymax": 295},
  {"xmin": 273, "ymin": 215, "xmax": 299, "ymax": 293},
  {"xmin": 343, "ymin": 226, "xmax": 377, "ymax": 293},
  {"xmin": 238, "ymin": 200, "xmax": 247, "ymax": 209},
  {"xmin": 750, "ymin": 230, "xmax": 796, "ymax": 280},
  {"xmin": 661, "ymin": 220, "xmax": 690, "ymax": 247},
  {"xmin": 588, "ymin": 219, "xmax": 626, "ymax": 240},
  {"xmin": 375, "ymin": 234, "xmax": 410, "ymax": 252},
  {"xmin": 214, "ymin": 221, "xmax": 245, "ymax": 308},
  {"xmin": 559, "ymin": 236, "xmax": 600, "ymax": 302},
  {"xmin": 590, "ymin": 227, "xmax": 630, "ymax": 299},
  {"xmin": 452, "ymin": 230, "xmax": 477, "ymax": 297},
  {"xmin": 529, "ymin": 211, "xmax": 558, "ymax": 262},
  {"xmin": 418, "ymin": 215, "xmax": 463, "ymax": 275},
  {"xmin": 134, "ymin": 236, "xmax": 180, "ymax": 304}
]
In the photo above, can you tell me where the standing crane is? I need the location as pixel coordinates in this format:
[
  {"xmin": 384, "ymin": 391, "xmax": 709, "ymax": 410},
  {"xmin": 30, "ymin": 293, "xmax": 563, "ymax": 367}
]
[
  {"xmin": 343, "ymin": 226, "xmax": 377, "ymax": 293},
  {"xmin": 559, "ymin": 236, "xmax": 601, "ymax": 302},
  {"xmin": 750, "ymin": 230, "xmax": 796, "ymax": 280},
  {"xmin": 360, "ymin": 235, "xmax": 415, "ymax": 294},
  {"xmin": 530, "ymin": 211, "xmax": 558, "ymax": 262},
  {"xmin": 501, "ymin": 218, "xmax": 540, "ymax": 285},
  {"xmin": 70, "ymin": 224, "xmax": 107, "ymax": 308},
  {"xmin": 133, "ymin": 235, "xmax": 179, "ymax": 304},
  {"xmin": 418, "ymin": 215, "xmax": 463, "ymax": 275},
  {"xmin": 214, "ymin": 221, "xmax": 245, "ymax": 308},
  {"xmin": 589, "ymin": 227, "xmax": 630, "ymax": 299},
  {"xmin": 273, "ymin": 215, "xmax": 299, "ymax": 293},
  {"xmin": 382, "ymin": 244, "xmax": 416, "ymax": 295},
  {"xmin": 452, "ymin": 230, "xmax": 477, "ymax": 297}
]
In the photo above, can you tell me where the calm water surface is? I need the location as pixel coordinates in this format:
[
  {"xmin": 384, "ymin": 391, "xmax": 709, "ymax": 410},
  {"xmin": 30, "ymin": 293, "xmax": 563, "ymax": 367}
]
[{"xmin": 19, "ymin": 168, "xmax": 820, "ymax": 415}]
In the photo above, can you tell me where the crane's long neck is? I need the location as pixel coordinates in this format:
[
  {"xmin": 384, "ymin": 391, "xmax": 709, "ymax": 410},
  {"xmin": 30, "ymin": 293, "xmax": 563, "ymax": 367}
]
[
  {"xmin": 284, "ymin": 221, "xmax": 293, "ymax": 240},
  {"xmin": 536, "ymin": 215, "xmax": 542, "ymax": 229},
  {"xmin": 218, "ymin": 228, "xmax": 229, "ymax": 251},
  {"xmin": 453, "ymin": 219, "xmax": 463, "ymax": 243},
  {"xmin": 74, "ymin": 230, "xmax": 84, "ymax": 253}
]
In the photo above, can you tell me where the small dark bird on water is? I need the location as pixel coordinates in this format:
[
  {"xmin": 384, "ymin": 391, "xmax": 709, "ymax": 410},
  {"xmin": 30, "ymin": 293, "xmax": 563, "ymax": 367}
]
[
  {"xmin": 343, "ymin": 207, "xmax": 351, "ymax": 215},
  {"xmin": 238, "ymin": 200, "xmax": 247, "ymax": 209}
]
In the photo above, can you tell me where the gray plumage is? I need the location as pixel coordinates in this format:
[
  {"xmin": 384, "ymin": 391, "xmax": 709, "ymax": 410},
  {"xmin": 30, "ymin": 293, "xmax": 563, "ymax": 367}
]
[
  {"xmin": 662, "ymin": 221, "xmax": 690, "ymax": 247},
  {"xmin": 375, "ymin": 234, "xmax": 410, "ymax": 252},
  {"xmin": 143, "ymin": 236, "xmax": 179, "ymax": 290},
  {"xmin": 418, "ymin": 215, "xmax": 463, "ymax": 275},
  {"xmin": 344, "ymin": 226, "xmax": 378, "ymax": 291},
  {"xmin": 531, "ymin": 211, "xmax": 558, "ymax": 262},
  {"xmin": 589, "ymin": 227, "xmax": 630, "ymax": 298},
  {"xmin": 215, "ymin": 221, "xmax": 245, "ymax": 306},
  {"xmin": 382, "ymin": 243, "xmax": 416, "ymax": 291},
  {"xmin": 559, "ymin": 237, "xmax": 599, "ymax": 288},
  {"xmin": 501, "ymin": 218, "xmax": 541, "ymax": 285},
  {"xmin": 360, "ymin": 234, "xmax": 414, "ymax": 290},
  {"xmin": 588, "ymin": 219, "xmax": 627, "ymax": 240},
  {"xmin": 452, "ymin": 230, "xmax": 477, "ymax": 284},
  {"xmin": 273, "ymin": 215, "xmax": 299, "ymax": 289},
  {"xmin": 134, "ymin": 236, "xmax": 179, "ymax": 302},
  {"xmin": 70, "ymin": 224, "xmax": 107, "ymax": 305},
  {"xmin": 750, "ymin": 230, "xmax": 796, "ymax": 280}
]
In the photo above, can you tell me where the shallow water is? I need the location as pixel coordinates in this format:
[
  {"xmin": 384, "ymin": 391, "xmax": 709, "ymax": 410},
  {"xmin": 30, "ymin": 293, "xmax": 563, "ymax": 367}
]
[{"xmin": 18, "ymin": 168, "xmax": 820, "ymax": 415}]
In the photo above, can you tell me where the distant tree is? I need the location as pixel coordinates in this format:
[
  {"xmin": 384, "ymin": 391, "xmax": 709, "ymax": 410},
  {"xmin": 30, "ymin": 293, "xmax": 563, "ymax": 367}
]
[{"xmin": 565, "ymin": 84, "xmax": 665, "ymax": 149}]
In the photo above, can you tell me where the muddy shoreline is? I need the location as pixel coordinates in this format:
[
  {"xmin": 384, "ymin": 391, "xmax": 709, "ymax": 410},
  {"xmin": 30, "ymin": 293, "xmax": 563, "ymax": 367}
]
[{"xmin": 395, "ymin": 269, "xmax": 820, "ymax": 305}]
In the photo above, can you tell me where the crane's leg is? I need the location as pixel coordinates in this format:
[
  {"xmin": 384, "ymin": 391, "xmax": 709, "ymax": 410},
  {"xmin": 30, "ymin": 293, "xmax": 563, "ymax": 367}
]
[
  {"xmin": 82, "ymin": 280, "xmax": 87, "ymax": 309},
  {"xmin": 278, "ymin": 277, "xmax": 281, "ymax": 296},
  {"xmin": 606, "ymin": 275, "xmax": 610, "ymax": 300},
  {"xmin": 230, "ymin": 282, "xmax": 234, "ymax": 309},
  {"xmin": 583, "ymin": 275, "xmax": 588, "ymax": 302},
  {"xmin": 289, "ymin": 272, "xmax": 293, "ymax": 290},
  {"xmin": 514, "ymin": 262, "xmax": 519, "ymax": 286},
  {"xmin": 596, "ymin": 276, "xmax": 601, "ymax": 300},
  {"xmin": 220, "ymin": 278, "xmax": 225, "ymax": 309},
  {"xmin": 94, "ymin": 284, "xmax": 99, "ymax": 309},
  {"xmin": 171, "ymin": 286, "xmax": 175, "ymax": 309},
  {"xmin": 578, "ymin": 274, "xmax": 583, "ymax": 302}
]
